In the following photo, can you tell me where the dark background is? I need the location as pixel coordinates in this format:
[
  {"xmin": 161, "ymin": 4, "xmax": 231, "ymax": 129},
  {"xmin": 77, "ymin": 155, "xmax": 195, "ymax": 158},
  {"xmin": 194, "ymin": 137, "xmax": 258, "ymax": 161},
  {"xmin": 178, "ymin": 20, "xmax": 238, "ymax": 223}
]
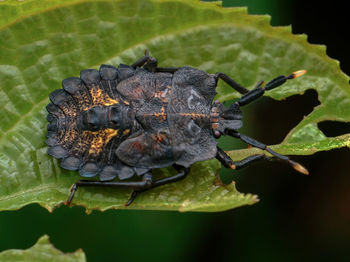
[{"xmin": 1, "ymin": 0, "xmax": 349, "ymax": 261}]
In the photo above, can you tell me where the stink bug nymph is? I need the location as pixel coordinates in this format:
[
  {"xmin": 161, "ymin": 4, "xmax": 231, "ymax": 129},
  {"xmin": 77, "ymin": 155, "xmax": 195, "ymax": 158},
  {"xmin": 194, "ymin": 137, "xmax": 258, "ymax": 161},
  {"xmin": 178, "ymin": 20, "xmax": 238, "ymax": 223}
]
[{"xmin": 46, "ymin": 51, "xmax": 308, "ymax": 206}]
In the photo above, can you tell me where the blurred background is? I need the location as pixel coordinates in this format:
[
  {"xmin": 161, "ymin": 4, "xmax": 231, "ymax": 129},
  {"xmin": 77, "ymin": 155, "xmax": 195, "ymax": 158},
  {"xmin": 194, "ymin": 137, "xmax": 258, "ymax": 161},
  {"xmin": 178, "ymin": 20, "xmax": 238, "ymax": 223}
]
[{"xmin": 0, "ymin": 0, "xmax": 349, "ymax": 261}]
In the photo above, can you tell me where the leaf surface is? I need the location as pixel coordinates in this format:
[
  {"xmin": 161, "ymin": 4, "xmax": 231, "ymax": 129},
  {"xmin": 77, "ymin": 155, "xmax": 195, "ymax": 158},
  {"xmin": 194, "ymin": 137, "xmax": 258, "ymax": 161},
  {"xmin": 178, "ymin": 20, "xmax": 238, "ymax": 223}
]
[
  {"xmin": 0, "ymin": 0, "xmax": 348, "ymax": 212},
  {"xmin": 0, "ymin": 235, "xmax": 86, "ymax": 262}
]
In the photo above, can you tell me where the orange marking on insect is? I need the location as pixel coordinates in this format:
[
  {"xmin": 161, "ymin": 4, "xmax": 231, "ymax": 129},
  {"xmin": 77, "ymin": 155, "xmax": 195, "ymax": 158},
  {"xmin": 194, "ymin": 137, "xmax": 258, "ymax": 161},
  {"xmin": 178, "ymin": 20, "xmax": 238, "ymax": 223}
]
[
  {"xmin": 150, "ymin": 132, "xmax": 169, "ymax": 146},
  {"xmin": 179, "ymin": 113, "xmax": 209, "ymax": 119},
  {"xmin": 60, "ymin": 104, "xmax": 78, "ymax": 118},
  {"xmin": 61, "ymin": 125, "xmax": 79, "ymax": 145},
  {"xmin": 156, "ymin": 132, "xmax": 168, "ymax": 144},
  {"xmin": 90, "ymin": 87, "xmax": 119, "ymax": 106},
  {"xmin": 154, "ymin": 87, "xmax": 170, "ymax": 102},
  {"xmin": 211, "ymin": 123, "xmax": 219, "ymax": 129},
  {"xmin": 130, "ymin": 141, "xmax": 144, "ymax": 153},
  {"xmin": 153, "ymin": 107, "xmax": 167, "ymax": 120},
  {"xmin": 122, "ymin": 129, "xmax": 130, "ymax": 136},
  {"xmin": 84, "ymin": 128, "xmax": 118, "ymax": 156}
]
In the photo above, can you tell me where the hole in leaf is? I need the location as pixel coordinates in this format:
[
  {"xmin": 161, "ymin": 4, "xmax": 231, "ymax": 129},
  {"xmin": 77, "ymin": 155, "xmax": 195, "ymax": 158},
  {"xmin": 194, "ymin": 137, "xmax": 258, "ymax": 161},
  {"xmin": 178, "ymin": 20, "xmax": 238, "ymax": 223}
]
[
  {"xmin": 244, "ymin": 89, "xmax": 320, "ymax": 145},
  {"xmin": 317, "ymin": 121, "xmax": 350, "ymax": 137}
]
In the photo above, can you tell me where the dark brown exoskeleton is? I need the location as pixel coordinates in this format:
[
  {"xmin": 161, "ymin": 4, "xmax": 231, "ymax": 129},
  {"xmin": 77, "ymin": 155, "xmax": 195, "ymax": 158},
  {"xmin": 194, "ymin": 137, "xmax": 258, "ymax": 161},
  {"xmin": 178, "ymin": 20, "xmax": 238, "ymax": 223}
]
[{"xmin": 46, "ymin": 51, "xmax": 308, "ymax": 206}]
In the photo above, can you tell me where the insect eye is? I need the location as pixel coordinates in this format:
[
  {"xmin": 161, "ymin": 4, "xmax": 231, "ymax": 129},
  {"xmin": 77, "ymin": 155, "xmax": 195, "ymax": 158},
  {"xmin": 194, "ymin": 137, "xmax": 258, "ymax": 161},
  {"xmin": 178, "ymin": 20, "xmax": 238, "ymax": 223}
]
[
  {"xmin": 110, "ymin": 106, "xmax": 121, "ymax": 124},
  {"xmin": 87, "ymin": 114, "xmax": 99, "ymax": 126},
  {"xmin": 83, "ymin": 106, "xmax": 104, "ymax": 130}
]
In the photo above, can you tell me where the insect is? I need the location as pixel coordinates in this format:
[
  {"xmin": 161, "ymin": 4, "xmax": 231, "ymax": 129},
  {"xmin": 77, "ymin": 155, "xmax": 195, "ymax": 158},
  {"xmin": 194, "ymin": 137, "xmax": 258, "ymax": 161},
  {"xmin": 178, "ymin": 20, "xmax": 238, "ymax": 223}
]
[{"xmin": 46, "ymin": 51, "xmax": 308, "ymax": 206}]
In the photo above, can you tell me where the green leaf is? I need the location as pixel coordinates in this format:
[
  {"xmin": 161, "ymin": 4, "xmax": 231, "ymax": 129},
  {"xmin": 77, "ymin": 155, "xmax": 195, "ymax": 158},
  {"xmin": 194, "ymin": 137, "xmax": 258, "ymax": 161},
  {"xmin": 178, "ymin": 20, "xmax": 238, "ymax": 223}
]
[
  {"xmin": 0, "ymin": 0, "xmax": 348, "ymax": 212},
  {"xmin": 0, "ymin": 235, "xmax": 86, "ymax": 262}
]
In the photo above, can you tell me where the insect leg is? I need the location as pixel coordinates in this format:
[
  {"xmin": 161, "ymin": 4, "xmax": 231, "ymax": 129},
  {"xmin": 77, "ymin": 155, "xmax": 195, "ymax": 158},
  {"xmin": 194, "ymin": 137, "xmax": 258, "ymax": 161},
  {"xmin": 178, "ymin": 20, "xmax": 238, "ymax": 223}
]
[
  {"xmin": 125, "ymin": 165, "xmax": 190, "ymax": 206},
  {"xmin": 132, "ymin": 51, "xmax": 181, "ymax": 73},
  {"xmin": 237, "ymin": 70, "xmax": 306, "ymax": 107},
  {"xmin": 64, "ymin": 174, "xmax": 153, "ymax": 206},
  {"xmin": 153, "ymin": 165, "xmax": 190, "ymax": 187},
  {"xmin": 131, "ymin": 55, "xmax": 151, "ymax": 68},
  {"xmin": 216, "ymin": 146, "xmax": 266, "ymax": 170},
  {"xmin": 131, "ymin": 50, "xmax": 158, "ymax": 71},
  {"xmin": 215, "ymin": 72, "xmax": 250, "ymax": 95},
  {"xmin": 226, "ymin": 131, "xmax": 309, "ymax": 175}
]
